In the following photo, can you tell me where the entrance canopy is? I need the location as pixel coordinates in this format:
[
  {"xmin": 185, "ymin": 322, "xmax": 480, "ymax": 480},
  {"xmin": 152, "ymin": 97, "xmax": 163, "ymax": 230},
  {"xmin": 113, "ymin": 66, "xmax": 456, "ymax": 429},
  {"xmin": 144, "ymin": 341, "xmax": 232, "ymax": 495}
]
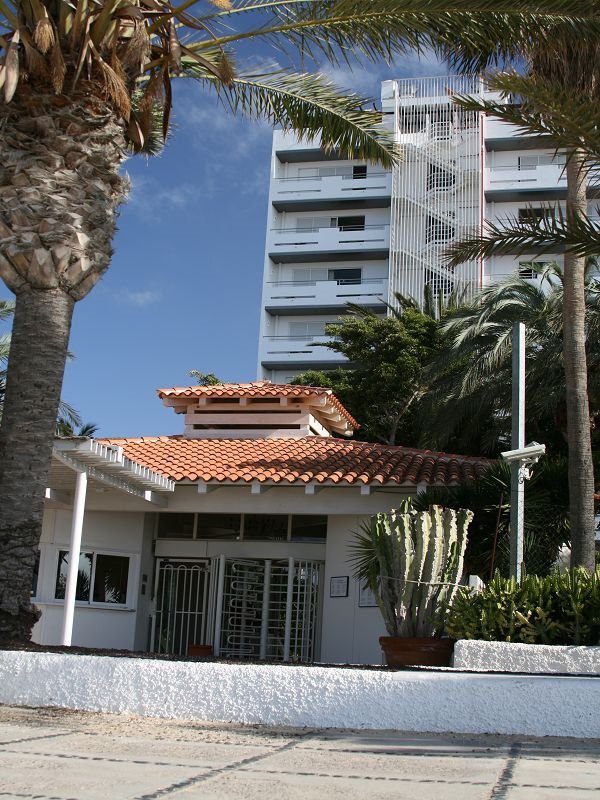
[
  {"xmin": 47, "ymin": 438, "xmax": 174, "ymax": 647},
  {"xmin": 49, "ymin": 437, "xmax": 174, "ymax": 505}
]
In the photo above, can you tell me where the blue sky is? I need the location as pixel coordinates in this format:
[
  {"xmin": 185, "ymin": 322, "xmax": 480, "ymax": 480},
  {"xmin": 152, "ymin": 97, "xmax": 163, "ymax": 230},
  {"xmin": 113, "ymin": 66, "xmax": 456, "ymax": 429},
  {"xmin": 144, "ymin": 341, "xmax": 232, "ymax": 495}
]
[{"xmin": 2, "ymin": 51, "xmax": 442, "ymax": 438}]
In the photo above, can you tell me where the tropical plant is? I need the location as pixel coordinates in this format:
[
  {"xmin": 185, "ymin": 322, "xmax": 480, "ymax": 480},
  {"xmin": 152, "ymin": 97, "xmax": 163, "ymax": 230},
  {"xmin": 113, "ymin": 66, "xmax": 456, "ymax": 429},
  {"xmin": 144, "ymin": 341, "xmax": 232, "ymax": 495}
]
[
  {"xmin": 349, "ymin": 500, "xmax": 473, "ymax": 637},
  {"xmin": 413, "ymin": 459, "xmax": 571, "ymax": 580},
  {"xmin": 446, "ymin": 569, "xmax": 600, "ymax": 646},
  {"xmin": 188, "ymin": 371, "xmax": 222, "ymax": 386},
  {"xmin": 439, "ymin": 24, "xmax": 600, "ymax": 571},
  {"xmin": 55, "ymin": 419, "xmax": 99, "ymax": 437},
  {"xmin": 422, "ymin": 263, "xmax": 600, "ymax": 456}
]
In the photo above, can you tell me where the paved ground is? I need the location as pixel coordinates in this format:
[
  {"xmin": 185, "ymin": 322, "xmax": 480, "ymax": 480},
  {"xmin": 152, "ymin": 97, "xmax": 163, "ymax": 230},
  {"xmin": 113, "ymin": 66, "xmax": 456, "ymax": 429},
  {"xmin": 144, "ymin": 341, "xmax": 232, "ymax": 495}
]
[{"xmin": 0, "ymin": 706, "xmax": 599, "ymax": 800}]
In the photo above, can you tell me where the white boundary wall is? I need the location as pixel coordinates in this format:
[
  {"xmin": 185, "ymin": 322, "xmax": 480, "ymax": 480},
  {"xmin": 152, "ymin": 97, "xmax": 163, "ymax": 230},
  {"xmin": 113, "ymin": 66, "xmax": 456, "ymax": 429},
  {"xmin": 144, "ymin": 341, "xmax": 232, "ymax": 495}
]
[
  {"xmin": 454, "ymin": 640, "xmax": 600, "ymax": 675},
  {"xmin": 0, "ymin": 651, "xmax": 598, "ymax": 738}
]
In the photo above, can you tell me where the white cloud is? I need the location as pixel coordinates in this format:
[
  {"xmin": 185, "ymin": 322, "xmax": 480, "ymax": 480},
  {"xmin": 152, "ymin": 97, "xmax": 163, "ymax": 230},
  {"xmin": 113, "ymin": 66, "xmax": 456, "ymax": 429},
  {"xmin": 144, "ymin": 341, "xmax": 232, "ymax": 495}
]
[
  {"xmin": 180, "ymin": 98, "xmax": 273, "ymax": 161},
  {"xmin": 116, "ymin": 289, "xmax": 161, "ymax": 307},
  {"xmin": 126, "ymin": 174, "xmax": 199, "ymax": 216}
]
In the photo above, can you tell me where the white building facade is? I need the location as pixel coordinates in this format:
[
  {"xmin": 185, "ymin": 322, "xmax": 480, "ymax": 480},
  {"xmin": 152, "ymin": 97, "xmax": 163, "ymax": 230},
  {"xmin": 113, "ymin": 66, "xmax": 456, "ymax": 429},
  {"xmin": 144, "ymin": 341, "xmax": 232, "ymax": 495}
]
[
  {"xmin": 34, "ymin": 383, "xmax": 489, "ymax": 664},
  {"xmin": 257, "ymin": 75, "xmax": 573, "ymax": 383}
]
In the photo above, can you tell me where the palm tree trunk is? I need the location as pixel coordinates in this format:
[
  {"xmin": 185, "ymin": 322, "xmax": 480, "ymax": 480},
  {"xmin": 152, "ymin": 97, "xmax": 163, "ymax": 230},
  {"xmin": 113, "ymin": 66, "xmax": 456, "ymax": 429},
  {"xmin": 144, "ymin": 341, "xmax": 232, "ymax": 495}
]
[
  {"xmin": 564, "ymin": 151, "xmax": 596, "ymax": 571},
  {"xmin": 0, "ymin": 88, "xmax": 129, "ymax": 643},
  {"xmin": 0, "ymin": 289, "xmax": 74, "ymax": 642}
]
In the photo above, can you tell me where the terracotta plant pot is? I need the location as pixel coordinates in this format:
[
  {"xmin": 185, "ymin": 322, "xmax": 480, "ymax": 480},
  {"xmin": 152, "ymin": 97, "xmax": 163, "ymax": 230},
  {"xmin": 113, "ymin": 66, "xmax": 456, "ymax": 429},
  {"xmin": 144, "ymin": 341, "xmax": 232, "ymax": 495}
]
[
  {"xmin": 188, "ymin": 644, "xmax": 213, "ymax": 658},
  {"xmin": 379, "ymin": 636, "xmax": 455, "ymax": 668}
]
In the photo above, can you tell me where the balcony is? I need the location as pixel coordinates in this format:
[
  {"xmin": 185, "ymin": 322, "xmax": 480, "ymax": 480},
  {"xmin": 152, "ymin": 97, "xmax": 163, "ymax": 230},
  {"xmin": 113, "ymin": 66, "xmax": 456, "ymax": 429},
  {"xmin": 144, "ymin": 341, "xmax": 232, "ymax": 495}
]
[
  {"xmin": 484, "ymin": 118, "xmax": 551, "ymax": 151},
  {"xmin": 485, "ymin": 164, "xmax": 567, "ymax": 201},
  {"xmin": 264, "ymin": 278, "xmax": 388, "ymax": 315},
  {"xmin": 259, "ymin": 335, "xmax": 347, "ymax": 371},
  {"xmin": 272, "ymin": 173, "xmax": 392, "ymax": 212},
  {"xmin": 268, "ymin": 223, "xmax": 390, "ymax": 263}
]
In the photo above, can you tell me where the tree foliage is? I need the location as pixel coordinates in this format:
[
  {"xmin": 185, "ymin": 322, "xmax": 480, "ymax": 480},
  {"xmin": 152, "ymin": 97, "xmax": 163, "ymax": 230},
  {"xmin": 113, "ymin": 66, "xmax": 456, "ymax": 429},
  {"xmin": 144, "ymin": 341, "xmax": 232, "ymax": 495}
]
[
  {"xmin": 294, "ymin": 306, "xmax": 438, "ymax": 444},
  {"xmin": 413, "ymin": 459, "xmax": 571, "ymax": 579},
  {"xmin": 422, "ymin": 262, "xmax": 600, "ymax": 456}
]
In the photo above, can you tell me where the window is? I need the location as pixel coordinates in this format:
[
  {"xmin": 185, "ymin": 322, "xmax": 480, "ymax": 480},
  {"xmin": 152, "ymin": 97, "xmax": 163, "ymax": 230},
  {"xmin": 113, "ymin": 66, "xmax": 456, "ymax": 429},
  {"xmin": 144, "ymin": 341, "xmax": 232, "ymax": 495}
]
[
  {"xmin": 518, "ymin": 153, "xmax": 566, "ymax": 170},
  {"xmin": 243, "ymin": 514, "xmax": 289, "ymax": 541},
  {"xmin": 154, "ymin": 514, "xmax": 328, "ymax": 543},
  {"xmin": 293, "ymin": 267, "xmax": 327, "ymax": 283},
  {"xmin": 157, "ymin": 513, "xmax": 195, "ymax": 539},
  {"xmin": 55, "ymin": 551, "xmax": 130, "ymax": 605},
  {"xmin": 328, "ymin": 268, "xmax": 362, "ymax": 285},
  {"xmin": 518, "ymin": 261, "xmax": 546, "ymax": 279},
  {"xmin": 297, "ymin": 166, "xmax": 353, "ymax": 179},
  {"xmin": 353, "ymin": 165, "xmax": 367, "ymax": 179},
  {"xmin": 330, "ymin": 215, "xmax": 365, "ymax": 231},
  {"xmin": 291, "ymin": 516, "xmax": 328, "ymax": 542},
  {"xmin": 196, "ymin": 514, "xmax": 241, "ymax": 540},
  {"xmin": 518, "ymin": 207, "xmax": 554, "ymax": 222},
  {"xmin": 289, "ymin": 321, "xmax": 330, "ymax": 338}
]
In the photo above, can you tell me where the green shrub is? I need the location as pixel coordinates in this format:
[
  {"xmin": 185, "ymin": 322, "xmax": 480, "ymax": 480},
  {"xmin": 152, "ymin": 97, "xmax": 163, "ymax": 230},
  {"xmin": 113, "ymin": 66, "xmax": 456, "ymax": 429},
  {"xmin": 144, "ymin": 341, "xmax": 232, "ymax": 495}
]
[{"xmin": 446, "ymin": 569, "xmax": 600, "ymax": 646}]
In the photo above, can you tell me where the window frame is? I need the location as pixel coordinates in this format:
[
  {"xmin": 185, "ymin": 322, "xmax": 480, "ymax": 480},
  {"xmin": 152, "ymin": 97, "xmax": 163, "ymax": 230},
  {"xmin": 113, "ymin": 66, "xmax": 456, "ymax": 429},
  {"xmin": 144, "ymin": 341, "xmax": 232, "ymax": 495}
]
[
  {"xmin": 156, "ymin": 513, "xmax": 329, "ymax": 543},
  {"xmin": 53, "ymin": 548, "xmax": 135, "ymax": 608}
]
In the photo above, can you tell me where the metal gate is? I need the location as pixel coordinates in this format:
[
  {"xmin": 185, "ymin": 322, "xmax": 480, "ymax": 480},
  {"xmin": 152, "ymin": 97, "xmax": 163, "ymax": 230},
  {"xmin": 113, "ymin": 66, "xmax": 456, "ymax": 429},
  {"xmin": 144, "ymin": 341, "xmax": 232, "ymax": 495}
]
[
  {"xmin": 152, "ymin": 559, "xmax": 211, "ymax": 655},
  {"xmin": 151, "ymin": 556, "xmax": 323, "ymax": 661},
  {"xmin": 214, "ymin": 557, "xmax": 323, "ymax": 662}
]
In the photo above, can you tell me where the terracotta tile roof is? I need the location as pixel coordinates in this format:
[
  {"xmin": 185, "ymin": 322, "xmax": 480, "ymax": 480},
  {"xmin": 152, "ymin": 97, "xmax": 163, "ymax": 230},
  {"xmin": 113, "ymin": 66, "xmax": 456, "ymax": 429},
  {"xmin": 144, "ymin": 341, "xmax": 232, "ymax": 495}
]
[
  {"xmin": 100, "ymin": 436, "xmax": 491, "ymax": 487},
  {"xmin": 157, "ymin": 382, "xmax": 359, "ymax": 430}
]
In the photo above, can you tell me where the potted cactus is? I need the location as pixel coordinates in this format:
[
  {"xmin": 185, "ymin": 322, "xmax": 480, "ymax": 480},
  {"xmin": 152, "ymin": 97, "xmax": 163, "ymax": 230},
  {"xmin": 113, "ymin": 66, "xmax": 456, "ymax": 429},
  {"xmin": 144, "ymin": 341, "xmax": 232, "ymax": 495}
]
[{"xmin": 350, "ymin": 500, "xmax": 473, "ymax": 666}]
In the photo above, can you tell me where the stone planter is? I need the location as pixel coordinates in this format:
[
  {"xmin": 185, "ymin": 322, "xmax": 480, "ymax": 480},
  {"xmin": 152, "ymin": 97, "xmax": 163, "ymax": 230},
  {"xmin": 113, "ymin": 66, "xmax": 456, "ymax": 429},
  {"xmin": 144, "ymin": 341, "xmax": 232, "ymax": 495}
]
[
  {"xmin": 454, "ymin": 639, "xmax": 600, "ymax": 674},
  {"xmin": 379, "ymin": 636, "xmax": 455, "ymax": 667}
]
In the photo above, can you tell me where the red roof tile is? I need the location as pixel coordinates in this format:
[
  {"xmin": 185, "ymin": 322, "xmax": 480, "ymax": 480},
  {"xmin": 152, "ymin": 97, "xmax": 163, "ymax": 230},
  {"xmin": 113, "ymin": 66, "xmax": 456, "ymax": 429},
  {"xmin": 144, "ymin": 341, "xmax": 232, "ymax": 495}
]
[{"xmin": 99, "ymin": 436, "xmax": 491, "ymax": 487}]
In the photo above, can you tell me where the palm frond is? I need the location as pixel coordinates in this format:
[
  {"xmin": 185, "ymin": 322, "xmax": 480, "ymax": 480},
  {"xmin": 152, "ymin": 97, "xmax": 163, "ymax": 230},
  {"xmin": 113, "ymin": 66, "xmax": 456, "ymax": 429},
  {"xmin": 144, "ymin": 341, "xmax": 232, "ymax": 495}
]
[
  {"xmin": 446, "ymin": 207, "xmax": 600, "ymax": 267},
  {"xmin": 186, "ymin": 67, "xmax": 400, "ymax": 166},
  {"xmin": 453, "ymin": 72, "xmax": 600, "ymax": 168}
]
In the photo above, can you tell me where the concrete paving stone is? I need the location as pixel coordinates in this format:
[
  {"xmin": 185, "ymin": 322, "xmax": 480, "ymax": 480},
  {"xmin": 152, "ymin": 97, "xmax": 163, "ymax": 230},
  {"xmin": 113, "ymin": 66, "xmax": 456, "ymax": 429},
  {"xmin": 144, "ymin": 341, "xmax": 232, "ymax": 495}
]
[
  {"xmin": 2, "ymin": 731, "xmax": 275, "ymax": 769},
  {"xmin": 241, "ymin": 745, "xmax": 506, "ymax": 783},
  {"xmin": 0, "ymin": 749, "xmax": 207, "ymax": 800},
  {"xmin": 170, "ymin": 770, "xmax": 496, "ymax": 800},
  {"xmin": 0, "ymin": 723, "xmax": 74, "ymax": 746},
  {"xmin": 510, "ymin": 757, "xmax": 600, "ymax": 793}
]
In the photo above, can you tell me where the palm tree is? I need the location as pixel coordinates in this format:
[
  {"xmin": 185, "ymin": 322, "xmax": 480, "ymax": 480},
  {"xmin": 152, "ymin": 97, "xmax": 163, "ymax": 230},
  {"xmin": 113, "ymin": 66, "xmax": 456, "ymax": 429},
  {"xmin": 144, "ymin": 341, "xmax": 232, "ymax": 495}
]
[
  {"xmin": 422, "ymin": 263, "xmax": 600, "ymax": 457},
  {"xmin": 0, "ymin": 2, "xmax": 597, "ymax": 642},
  {"xmin": 437, "ymin": 26, "xmax": 600, "ymax": 571},
  {"xmin": 1, "ymin": 298, "xmax": 93, "ymax": 431}
]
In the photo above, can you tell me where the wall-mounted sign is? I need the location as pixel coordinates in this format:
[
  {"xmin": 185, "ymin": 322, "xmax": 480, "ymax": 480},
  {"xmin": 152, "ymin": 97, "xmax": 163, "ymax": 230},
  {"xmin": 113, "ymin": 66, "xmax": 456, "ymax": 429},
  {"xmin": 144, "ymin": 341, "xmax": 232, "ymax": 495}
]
[
  {"xmin": 330, "ymin": 576, "xmax": 349, "ymax": 598},
  {"xmin": 358, "ymin": 583, "xmax": 378, "ymax": 608}
]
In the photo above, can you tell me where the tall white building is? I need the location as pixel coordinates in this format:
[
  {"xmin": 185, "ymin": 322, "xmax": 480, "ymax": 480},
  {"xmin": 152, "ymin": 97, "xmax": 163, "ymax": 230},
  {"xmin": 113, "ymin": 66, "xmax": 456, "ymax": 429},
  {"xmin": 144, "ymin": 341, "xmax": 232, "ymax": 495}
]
[{"xmin": 257, "ymin": 75, "xmax": 571, "ymax": 383}]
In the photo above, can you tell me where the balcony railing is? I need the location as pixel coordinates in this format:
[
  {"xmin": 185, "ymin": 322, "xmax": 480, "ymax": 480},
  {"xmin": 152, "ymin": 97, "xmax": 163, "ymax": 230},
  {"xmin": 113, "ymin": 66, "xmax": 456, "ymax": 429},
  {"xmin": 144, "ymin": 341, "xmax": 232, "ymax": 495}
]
[
  {"xmin": 272, "ymin": 172, "xmax": 391, "ymax": 203},
  {"xmin": 265, "ymin": 278, "xmax": 388, "ymax": 310},
  {"xmin": 261, "ymin": 335, "xmax": 345, "ymax": 363},
  {"xmin": 485, "ymin": 163, "xmax": 567, "ymax": 194},
  {"xmin": 268, "ymin": 223, "xmax": 390, "ymax": 260}
]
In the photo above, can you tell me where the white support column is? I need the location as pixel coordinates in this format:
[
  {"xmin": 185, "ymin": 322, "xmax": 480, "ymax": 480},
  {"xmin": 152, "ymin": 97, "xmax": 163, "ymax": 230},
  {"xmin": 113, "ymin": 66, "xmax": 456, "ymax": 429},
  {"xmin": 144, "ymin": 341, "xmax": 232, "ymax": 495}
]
[
  {"xmin": 60, "ymin": 470, "xmax": 87, "ymax": 646},
  {"xmin": 283, "ymin": 557, "xmax": 295, "ymax": 662},
  {"xmin": 212, "ymin": 555, "xmax": 226, "ymax": 657},
  {"xmin": 259, "ymin": 560, "xmax": 272, "ymax": 660}
]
